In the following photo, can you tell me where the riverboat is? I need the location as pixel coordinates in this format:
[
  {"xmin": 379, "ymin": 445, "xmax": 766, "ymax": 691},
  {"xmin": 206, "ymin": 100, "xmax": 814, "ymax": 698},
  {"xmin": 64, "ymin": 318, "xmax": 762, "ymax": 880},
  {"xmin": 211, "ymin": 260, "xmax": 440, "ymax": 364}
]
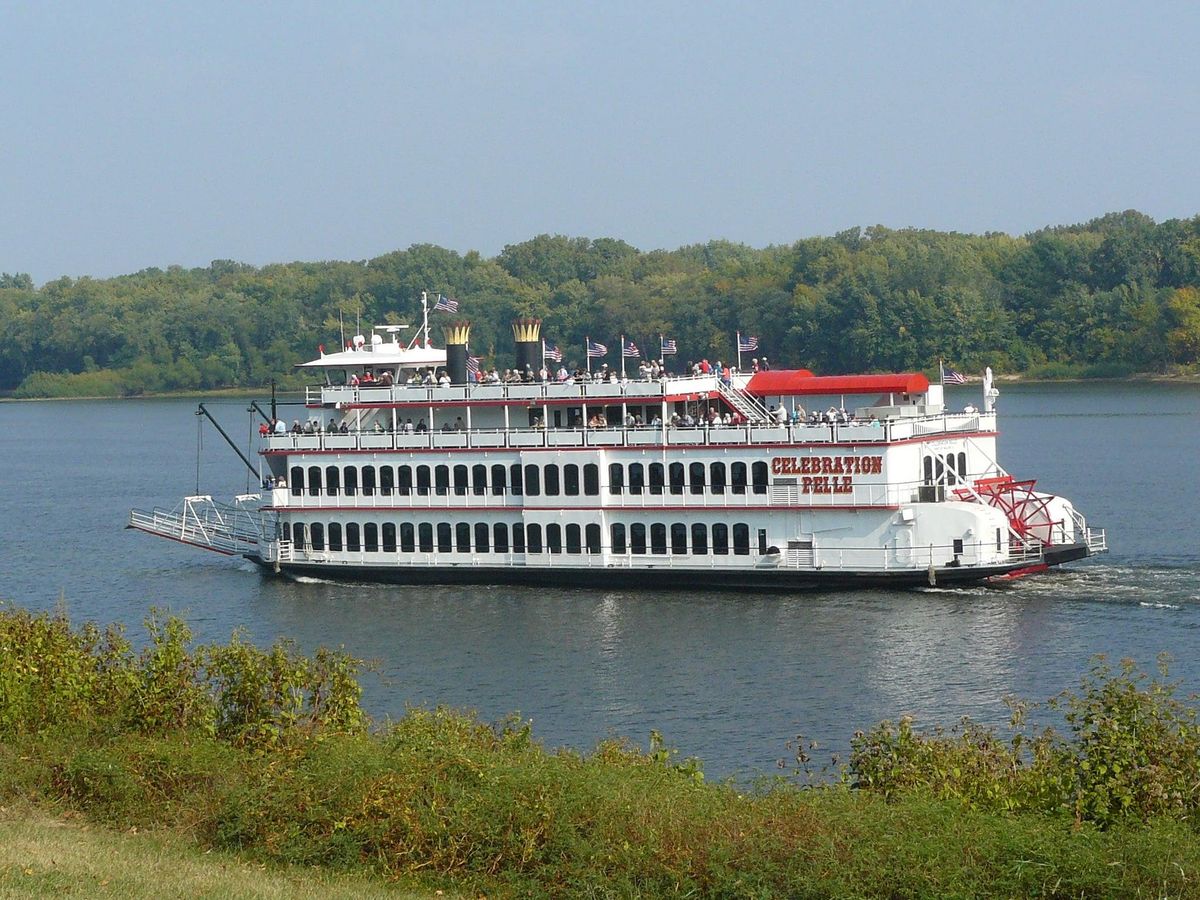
[{"xmin": 129, "ymin": 295, "xmax": 1107, "ymax": 590}]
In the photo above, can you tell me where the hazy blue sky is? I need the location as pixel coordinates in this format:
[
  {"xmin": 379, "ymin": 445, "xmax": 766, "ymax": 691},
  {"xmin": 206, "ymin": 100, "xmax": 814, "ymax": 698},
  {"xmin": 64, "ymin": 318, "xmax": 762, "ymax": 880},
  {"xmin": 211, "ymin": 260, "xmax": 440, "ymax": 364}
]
[{"xmin": 4, "ymin": 1, "xmax": 1198, "ymax": 284}]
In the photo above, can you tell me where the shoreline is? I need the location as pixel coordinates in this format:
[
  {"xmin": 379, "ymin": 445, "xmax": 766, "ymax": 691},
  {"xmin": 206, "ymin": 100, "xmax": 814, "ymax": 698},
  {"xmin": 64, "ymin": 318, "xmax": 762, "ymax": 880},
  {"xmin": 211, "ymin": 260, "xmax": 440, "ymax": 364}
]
[{"xmin": 1, "ymin": 370, "xmax": 1196, "ymax": 402}]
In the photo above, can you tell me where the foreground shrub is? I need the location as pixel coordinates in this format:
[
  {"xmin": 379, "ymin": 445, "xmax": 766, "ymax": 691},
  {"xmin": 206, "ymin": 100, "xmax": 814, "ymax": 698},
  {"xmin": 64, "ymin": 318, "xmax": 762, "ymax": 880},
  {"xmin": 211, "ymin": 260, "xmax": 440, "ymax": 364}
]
[
  {"xmin": 5, "ymin": 605, "xmax": 1200, "ymax": 896},
  {"xmin": 847, "ymin": 654, "xmax": 1200, "ymax": 828}
]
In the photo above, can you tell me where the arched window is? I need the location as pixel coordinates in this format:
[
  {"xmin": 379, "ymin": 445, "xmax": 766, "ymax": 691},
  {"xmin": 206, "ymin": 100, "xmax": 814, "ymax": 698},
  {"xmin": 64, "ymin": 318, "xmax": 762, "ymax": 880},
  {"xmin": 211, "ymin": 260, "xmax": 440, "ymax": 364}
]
[
  {"xmin": 544, "ymin": 465, "xmax": 560, "ymax": 496},
  {"xmin": 362, "ymin": 465, "xmax": 377, "ymax": 497},
  {"xmin": 453, "ymin": 465, "xmax": 469, "ymax": 496},
  {"xmin": 344, "ymin": 466, "xmax": 358, "ymax": 496},
  {"xmin": 328, "ymin": 522, "xmax": 343, "ymax": 551},
  {"xmin": 291, "ymin": 522, "xmax": 306, "ymax": 550},
  {"xmin": 474, "ymin": 522, "xmax": 490, "ymax": 552},
  {"xmin": 491, "ymin": 464, "xmax": 507, "ymax": 496},
  {"xmin": 650, "ymin": 523, "xmax": 668, "ymax": 554},
  {"xmin": 398, "ymin": 522, "xmax": 414, "ymax": 553},
  {"xmin": 435, "ymin": 465, "xmax": 450, "ymax": 496},
  {"xmin": 630, "ymin": 523, "xmax": 646, "ymax": 554},
  {"xmin": 436, "ymin": 522, "xmax": 452, "ymax": 552},
  {"xmin": 524, "ymin": 464, "xmax": 540, "ymax": 496},
  {"xmin": 732, "ymin": 523, "xmax": 750, "ymax": 555},
  {"xmin": 383, "ymin": 523, "xmax": 397, "ymax": 553},
  {"xmin": 691, "ymin": 523, "xmax": 708, "ymax": 554},
  {"xmin": 472, "ymin": 464, "xmax": 488, "ymax": 496},
  {"xmin": 455, "ymin": 522, "xmax": 471, "ymax": 552},
  {"xmin": 565, "ymin": 524, "xmax": 581, "ymax": 553},
  {"xmin": 417, "ymin": 523, "xmax": 433, "ymax": 552},
  {"xmin": 346, "ymin": 522, "xmax": 361, "ymax": 552},
  {"xmin": 731, "ymin": 462, "xmax": 747, "ymax": 495},
  {"xmin": 563, "ymin": 464, "xmax": 579, "ymax": 496},
  {"xmin": 945, "ymin": 453, "xmax": 957, "ymax": 486},
  {"xmin": 671, "ymin": 522, "xmax": 687, "ymax": 554},
  {"xmin": 310, "ymin": 523, "xmax": 325, "ymax": 551},
  {"xmin": 689, "ymin": 462, "xmax": 706, "ymax": 495},
  {"xmin": 669, "ymin": 463, "xmax": 685, "ymax": 495},
  {"xmin": 526, "ymin": 524, "xmax": 543, "ymax": 554},
  {"xmin": 649, "ymin": 463, "xmax": 664, "ymax": 495},
  {"xmin": 958, "ymin": 452, "xmax": 967, "ymax": 481},
  {"xmin": 397, "ymin": 466, "xmax": 412, "ymax": 496},
  {"xmin": 710, "ymin": 462, "xmax": 726, "ymax": 495},
  {"xmin": 585, "ymin": 523, "xmax": 601, "ymax": 554},
  {"xmin": 493, "ymin": 522, "xmax": 509, "ymax": 553},
  {"xmin": 307, "ymin": 466, "xmax": 322, "ymax": 496},
  {"xmin": 712, "ymin": 523, "xmax": 729, "ymax": 555},
  {"xmin": 628, "ymin": 463, "xmax": 645, "ymax": 495},
  {"xmin": 611, "ymin": 523, "xmax": 627, "ymax": 554},
  {"xmin": 509, "ymin": 464, "xmax": 524, "ymax": 496},
  {"xmin": 583, "ymin": 464, "xmax": 600, "ymax": 496},
  {"xmin": 365, "ymin": 523, "xmax": 380, "ymax": 553},
  {"xmin": 546, "ymin": 524, "xmax": 562, "ymax": 553},
  {"xmin": 751, "ymin": 462, "xmax": 768, "ymax": 495},
  {"xmin": 379, "ymin": 466, "xmax": 394, "ymax": 496},
  {"xmin": 512, "ymin": 523, "xmax": 526, "ymax": 553},
  {"xmin": 290, "ymin": 466, "xmax": 304, "ymax": 496},
  {"xmin": 325, "ymin": 465, "xmax": 341, "ymax": 497},
  {"xmin": 923, "ymin": 455, "xmax": 934, "ymax": 485},
  {"xmin": 609, "ymin": 463, "xmax": 624, "ymax": 495}
]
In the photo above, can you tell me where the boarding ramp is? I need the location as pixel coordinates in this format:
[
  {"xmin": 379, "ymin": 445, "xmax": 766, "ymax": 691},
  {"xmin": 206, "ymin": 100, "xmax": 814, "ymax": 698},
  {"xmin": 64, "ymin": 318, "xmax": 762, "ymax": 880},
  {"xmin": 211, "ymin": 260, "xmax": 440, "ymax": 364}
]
[{"xmin": 127, "ymin": 495, "xmax": 263, "ymax": 556}]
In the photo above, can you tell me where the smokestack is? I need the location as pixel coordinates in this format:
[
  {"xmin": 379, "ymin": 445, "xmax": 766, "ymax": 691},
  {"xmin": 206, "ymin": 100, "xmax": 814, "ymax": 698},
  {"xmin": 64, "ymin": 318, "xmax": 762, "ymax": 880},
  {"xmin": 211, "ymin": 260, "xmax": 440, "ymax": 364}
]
[
  {"xmin": 442, "ymin": 321, "xmax": 471, "ymax": 384},
  {"xmin": 512, "ymin": 318, "xmax": 542, "ymax": 374}
]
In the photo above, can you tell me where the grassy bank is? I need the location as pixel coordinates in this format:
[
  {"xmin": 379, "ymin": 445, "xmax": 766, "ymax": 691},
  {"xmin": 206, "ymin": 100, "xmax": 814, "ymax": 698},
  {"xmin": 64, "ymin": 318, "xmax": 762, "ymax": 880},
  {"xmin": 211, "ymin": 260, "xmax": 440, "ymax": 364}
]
[{"xmin": 2, "ymin": 605, "xmax": 1198, "ymax": 897}]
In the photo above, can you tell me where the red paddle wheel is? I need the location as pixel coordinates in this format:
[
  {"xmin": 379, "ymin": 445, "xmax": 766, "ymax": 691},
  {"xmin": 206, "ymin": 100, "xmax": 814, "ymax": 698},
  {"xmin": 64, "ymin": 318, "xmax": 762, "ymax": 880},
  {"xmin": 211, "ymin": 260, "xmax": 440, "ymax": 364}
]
[{"xmin": 953, "ymin": 476, "xmax": 1062, "ymax": 547}]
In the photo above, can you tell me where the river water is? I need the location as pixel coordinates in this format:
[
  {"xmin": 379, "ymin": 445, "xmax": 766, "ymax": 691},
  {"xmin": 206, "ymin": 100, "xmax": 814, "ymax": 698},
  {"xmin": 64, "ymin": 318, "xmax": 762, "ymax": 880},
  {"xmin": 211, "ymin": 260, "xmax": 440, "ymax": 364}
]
[{"xmin": 1, "ymin": 382, "xmax": 1197, "ymax": 778}]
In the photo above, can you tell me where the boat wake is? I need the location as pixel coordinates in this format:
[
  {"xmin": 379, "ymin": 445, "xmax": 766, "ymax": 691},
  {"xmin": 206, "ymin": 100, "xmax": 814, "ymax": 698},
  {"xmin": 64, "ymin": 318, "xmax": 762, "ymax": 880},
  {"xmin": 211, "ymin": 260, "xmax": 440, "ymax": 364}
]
[{"xmin": 1002, "ymin": 561, "xmax": 1199, "ymax": 608}]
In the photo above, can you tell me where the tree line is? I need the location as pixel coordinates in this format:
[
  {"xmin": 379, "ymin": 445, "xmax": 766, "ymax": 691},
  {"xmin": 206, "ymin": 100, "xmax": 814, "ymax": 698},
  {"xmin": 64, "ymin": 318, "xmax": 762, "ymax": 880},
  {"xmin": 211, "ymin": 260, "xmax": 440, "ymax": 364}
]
[{"xmin": 2, "ymin": 209, "xmax": 1198, "ymax": 398}]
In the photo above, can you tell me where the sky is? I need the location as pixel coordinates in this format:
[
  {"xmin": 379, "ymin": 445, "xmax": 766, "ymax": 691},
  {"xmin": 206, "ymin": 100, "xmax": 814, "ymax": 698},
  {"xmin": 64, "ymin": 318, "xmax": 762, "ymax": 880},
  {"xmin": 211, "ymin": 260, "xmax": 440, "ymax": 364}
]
[{"xmin": 3, "ymin": 1, "xmax": 1199, "ymax": 284}]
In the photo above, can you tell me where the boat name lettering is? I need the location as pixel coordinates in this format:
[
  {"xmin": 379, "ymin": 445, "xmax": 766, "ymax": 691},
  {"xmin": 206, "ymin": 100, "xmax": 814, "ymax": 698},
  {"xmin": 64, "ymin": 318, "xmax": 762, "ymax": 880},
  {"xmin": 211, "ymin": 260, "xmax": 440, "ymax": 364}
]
[{"xmin": 770, "ymin": 455, "xmax": 883, "ymax": 477}]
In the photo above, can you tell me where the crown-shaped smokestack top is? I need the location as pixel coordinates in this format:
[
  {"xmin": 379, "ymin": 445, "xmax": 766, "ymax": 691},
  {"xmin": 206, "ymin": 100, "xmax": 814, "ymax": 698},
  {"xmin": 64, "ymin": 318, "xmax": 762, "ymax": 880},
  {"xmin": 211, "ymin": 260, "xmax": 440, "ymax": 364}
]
[
  {"xmin": 511, "ymin": 318, "xmax": 542, "ymax": 343},
  {"xmin": 442, "ymin": 321, "xmax": 471, "ymax": 346}
]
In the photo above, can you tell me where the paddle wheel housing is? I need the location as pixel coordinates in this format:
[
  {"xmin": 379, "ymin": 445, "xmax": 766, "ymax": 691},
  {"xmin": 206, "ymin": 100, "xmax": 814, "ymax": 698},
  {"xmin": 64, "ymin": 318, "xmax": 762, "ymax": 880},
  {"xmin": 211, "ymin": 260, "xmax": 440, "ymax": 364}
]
[{"xmin": 954, "ymin": 476, "xmax": 1066, "ymax": 547}]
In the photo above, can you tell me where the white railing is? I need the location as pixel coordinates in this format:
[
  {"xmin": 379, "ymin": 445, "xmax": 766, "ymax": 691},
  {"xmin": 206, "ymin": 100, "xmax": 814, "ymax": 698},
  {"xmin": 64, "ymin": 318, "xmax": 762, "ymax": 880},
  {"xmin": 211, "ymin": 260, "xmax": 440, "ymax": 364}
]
[
  {"xmin": 128, "ymin": 496, "xmax": 262, "ymax": 556},
  {"xmin": 263, "ymin": 413, "xmax": 995, "ymax": 454},
  {"xmin": 306, "ymin": 373, "xmax": 724, "ymax": 407},
  {"xmin": 270, "ymin": 538, "xmax": 1040, "ymax": 574}
]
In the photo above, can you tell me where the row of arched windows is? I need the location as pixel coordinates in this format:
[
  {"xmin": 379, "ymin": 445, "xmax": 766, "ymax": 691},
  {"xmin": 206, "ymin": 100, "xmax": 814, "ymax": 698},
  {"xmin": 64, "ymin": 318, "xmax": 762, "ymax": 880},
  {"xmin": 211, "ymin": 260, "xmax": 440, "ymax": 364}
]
[
  {"xmin": 288, "ymin": 520, "xmax": 758, "ymax": 557},
  {"xmin": 287, "ymin": 460, "xmax": 772, "ymax": 499},
  {"xmin": 608, "ymin": 461, "xmax": 769, "ymax": 495},
  {"xmin": 289, "ymin": 462, "xmax": 602, "ymax": 498}
]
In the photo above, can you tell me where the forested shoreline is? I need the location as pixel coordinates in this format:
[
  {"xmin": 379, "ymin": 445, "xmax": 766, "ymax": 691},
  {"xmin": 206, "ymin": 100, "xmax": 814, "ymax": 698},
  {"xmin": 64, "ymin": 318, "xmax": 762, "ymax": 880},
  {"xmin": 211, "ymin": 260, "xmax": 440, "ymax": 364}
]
[{"xmin": 2, "ymin": 209, "xmax": 1199, "ymax": 399}]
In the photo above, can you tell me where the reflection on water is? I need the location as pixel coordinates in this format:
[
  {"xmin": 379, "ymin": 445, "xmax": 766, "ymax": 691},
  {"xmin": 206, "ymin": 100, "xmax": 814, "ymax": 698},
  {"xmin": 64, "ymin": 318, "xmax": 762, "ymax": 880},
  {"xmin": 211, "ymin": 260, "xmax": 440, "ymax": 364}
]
[{"xmin": 0, "ymin": 384, "xmax": 1197, "ymax": 777}]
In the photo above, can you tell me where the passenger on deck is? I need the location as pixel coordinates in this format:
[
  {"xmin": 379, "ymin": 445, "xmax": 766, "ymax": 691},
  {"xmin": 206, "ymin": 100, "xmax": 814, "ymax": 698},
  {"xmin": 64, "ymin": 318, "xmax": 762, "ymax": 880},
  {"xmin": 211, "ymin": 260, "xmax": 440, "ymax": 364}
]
[
  {"xmin": 339, "ymin": 421, "xmax": 349, "ymax": 434},
  {"xmin": 274, "ymin": 418, "xmax": 286, "ymax": 434},
  {"xmin": 454, "ymin": 416, "xmax": 465, "ymax": 431},
  {"xmin": 380, "ymin": 370, "xmax": 394, "ymax": 386},
  {"xmin": 415, "ymin": 419, "xmax": 428, "ymax": 433},
  {"xmin": 404, "ymin": 418, "xmax": 414, "ymax": 433},
  {"xmin": 291, "ymin": 420, "xmax": 302, "ymax": 434}
]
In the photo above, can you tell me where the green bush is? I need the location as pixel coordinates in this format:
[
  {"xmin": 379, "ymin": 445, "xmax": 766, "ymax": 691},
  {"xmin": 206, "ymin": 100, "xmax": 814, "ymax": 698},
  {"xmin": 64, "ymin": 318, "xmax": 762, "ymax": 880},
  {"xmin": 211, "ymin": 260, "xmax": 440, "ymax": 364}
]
[
  {"xmin": 847, "ymin": 654, "xmax": 1200, "ymax": 828},
  {"xmin": 5, "ymin": 605, "xmax": 1200, "ymax": 897}
]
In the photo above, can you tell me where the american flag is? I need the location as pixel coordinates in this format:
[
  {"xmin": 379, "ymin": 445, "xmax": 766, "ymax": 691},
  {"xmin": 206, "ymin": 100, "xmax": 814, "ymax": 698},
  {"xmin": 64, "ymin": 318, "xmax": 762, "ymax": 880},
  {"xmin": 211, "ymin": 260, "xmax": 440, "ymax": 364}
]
[
  {"xmin": 466, "ymin": 355, "xmax": 481, "ymax": 375},
  {"xmin": 587, "ymin": 340, "xmax": 608, "ymax": 358},
  {"xmin": 543, "ymin": 344, "xmax": 563, "ymax": 362},
  {"xmin": 943, "ymin": 365, "xmax": 967, "ymax": 385},
  {"xmin": 622, "ymin": 339, "xmax": 640, "ymax": 358},
  {"xmin": 433, "ymin": 293, "xmax": 459, "ymax": 312},
  {"xmin": 738, "ymin": 334, "xmax": 759, "ymax": 352},
  {"xmin": 660, "ymin": 336, "xmax": 677, "ymax": 356}
]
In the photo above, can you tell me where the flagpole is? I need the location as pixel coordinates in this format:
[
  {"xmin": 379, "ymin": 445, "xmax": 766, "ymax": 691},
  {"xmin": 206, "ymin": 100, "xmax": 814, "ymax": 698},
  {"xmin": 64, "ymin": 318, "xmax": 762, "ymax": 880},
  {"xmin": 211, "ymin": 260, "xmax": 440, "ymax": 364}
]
[
  {"xmin": 736, "ymin": 331, "xmax": 742, "ymax": 372},
  {"xmin": 620, "ymin": 334, "xmax": 626, "ymax": 379},
  {"xmin": 939, "ymin": 358, "xmax": 945, "ymax": 387},
  {"xmin": 586, "ymin": 336, "xmax": 591, "ymax": 376}
]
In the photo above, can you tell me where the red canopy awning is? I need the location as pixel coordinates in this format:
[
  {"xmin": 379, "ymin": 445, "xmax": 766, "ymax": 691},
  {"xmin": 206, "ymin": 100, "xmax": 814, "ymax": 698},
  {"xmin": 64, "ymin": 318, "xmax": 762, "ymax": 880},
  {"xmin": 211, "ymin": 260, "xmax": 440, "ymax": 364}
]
[{"xmin": 746, "ymin": 370, "xmax": 930, "ymax": 397}]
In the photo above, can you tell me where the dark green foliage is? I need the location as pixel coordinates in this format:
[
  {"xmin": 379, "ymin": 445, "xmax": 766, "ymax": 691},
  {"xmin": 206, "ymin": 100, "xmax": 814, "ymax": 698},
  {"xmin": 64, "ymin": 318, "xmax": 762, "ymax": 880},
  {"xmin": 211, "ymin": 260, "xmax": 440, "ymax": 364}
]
[
  {"xmin": 848, "ymin": 654, "xmax": 1200, "ymax": 829},
  {"xmin": 3, "ymin": 212, "xmax": 1200, "ymax": 398},
  {"xmin": 3, "ymin": 605, "xmax": 1200, "ymax": 897}
]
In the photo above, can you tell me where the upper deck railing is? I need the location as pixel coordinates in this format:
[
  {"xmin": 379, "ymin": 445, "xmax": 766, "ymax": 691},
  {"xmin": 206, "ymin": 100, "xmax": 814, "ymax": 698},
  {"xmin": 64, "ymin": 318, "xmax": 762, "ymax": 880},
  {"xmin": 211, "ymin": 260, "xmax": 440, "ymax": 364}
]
[
  {"xmin": 262, "ymin": 412, "xmax": 995, "ymax": 453},
  {"xmin": 305, "ymin": 374, "xmax": 733, "ymax": 407}
]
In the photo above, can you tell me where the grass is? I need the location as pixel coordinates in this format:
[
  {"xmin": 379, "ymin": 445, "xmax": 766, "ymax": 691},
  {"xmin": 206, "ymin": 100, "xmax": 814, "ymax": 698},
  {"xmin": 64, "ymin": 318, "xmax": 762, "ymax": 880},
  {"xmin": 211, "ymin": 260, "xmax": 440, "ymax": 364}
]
[{"xmin": 0, "ymin": 804, "xmax": 451, "ymax": 899}]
